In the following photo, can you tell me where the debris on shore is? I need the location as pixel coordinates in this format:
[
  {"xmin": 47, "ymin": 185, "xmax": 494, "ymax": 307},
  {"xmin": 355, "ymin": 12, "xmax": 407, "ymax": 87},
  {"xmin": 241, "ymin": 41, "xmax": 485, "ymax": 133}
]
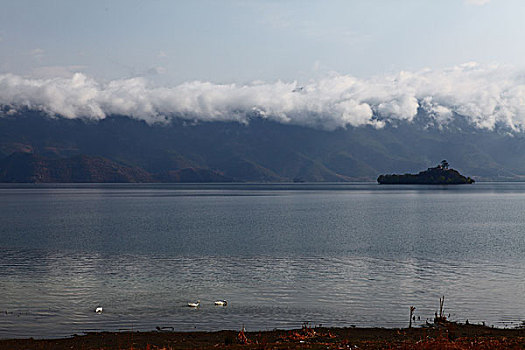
[{"xmin": 2, "ymin": 322, "xmax": 525, "ymax": 350}]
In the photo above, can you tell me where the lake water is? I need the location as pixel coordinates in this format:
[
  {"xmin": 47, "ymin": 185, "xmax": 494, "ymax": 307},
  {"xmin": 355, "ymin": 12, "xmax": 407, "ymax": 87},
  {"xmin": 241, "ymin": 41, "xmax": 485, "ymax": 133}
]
[{"xmin": 1, "ymin": 183, "xmax": 525, "ymax": 338}]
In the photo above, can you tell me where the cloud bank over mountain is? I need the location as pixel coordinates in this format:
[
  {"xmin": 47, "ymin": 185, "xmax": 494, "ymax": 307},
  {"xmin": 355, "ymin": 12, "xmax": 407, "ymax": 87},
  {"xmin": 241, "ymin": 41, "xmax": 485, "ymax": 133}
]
[{"xmin": 1, "ymin": 62, "xmax": 525, "ymax": 131}]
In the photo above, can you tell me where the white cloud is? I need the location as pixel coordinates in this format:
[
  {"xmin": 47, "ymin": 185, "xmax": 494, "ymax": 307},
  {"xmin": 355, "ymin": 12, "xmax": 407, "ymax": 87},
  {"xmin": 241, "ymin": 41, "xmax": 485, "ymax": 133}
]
[
  {"xmin": 1, "ymin": 63, "xmax": 525, "ymax": 131},
  {"xmin": 146, "ymin": 66, "xmax": 167, "ymax": 75},
  {"xmin": 262, "ymin": 15, "xmax": 367, "ymax": 46},
  {"xmin": 465, "ymin": 0, "xmax": 491, "ymax": 5},
  {"xmin": 31, "ymin": 65, "xmax": 87, "ymax": 79},
  {"xmin": 30, "ymin": 48, "xmax": 45, "ymax": 59}
]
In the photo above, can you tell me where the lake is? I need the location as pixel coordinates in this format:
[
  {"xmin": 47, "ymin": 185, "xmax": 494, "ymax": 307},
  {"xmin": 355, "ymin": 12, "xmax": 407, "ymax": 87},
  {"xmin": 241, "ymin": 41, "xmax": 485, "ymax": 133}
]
[{"xmin": 1, "ymin": 183, "xmax": 525, "ymax": 338}]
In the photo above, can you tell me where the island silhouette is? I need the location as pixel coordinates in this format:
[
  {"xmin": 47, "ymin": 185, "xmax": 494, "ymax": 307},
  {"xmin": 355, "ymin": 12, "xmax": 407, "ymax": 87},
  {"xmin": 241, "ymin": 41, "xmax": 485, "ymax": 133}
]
[{"xmin": 377, "ymin": 160, "xmax": 475, "ymax": 184}]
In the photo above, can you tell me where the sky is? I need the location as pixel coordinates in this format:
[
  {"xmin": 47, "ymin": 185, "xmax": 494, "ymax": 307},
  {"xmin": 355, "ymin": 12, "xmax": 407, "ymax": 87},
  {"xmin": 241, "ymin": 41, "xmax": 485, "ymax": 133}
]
[
  {"xmin": 2, "ymin": 0, "xmax": 525, "ymax": 131},
  {"xmin": 1, "ymin": 0, "xmax": 524, "ymax": 83}
]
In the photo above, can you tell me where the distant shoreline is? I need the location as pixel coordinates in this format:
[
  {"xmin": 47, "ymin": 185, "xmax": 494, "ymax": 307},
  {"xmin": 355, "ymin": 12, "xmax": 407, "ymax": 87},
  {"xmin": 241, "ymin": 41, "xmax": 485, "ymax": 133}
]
[{"xmin": 1, "ymin": 323, "xmax": 524, "ymax": 349}]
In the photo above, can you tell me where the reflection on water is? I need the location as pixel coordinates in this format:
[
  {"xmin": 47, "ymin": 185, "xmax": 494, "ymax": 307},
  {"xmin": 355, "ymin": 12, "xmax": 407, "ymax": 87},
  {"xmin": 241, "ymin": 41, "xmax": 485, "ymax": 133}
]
[
  {"xmin": 3, "ymin": 250, "xmax": 524, "ymax": 338},
  {"xmin": 1, "ymin": 183, "xmax": 525, "ymax": 338}
]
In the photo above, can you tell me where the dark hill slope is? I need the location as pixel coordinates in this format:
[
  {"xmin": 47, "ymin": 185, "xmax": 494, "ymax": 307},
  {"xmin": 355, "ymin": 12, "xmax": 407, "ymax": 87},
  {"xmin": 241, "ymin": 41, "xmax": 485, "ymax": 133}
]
[
  {"xmin": 156, "ymin": 168, "xmax": 233, "ymax": 183},
  {"xmin": 2, "ymin": 111, "xmax": 525, "ymax": 181},
  {"xmin": 0, "ymin": 153, "xmax": 153, "ymax": 183}
]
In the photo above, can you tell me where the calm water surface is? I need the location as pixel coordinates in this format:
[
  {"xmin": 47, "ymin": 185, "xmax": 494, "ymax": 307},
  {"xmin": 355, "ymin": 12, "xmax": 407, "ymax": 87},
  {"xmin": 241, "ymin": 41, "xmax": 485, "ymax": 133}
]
[{"xmin": 1, "ymin": 183, "xmax": 525, "ymax": 338}]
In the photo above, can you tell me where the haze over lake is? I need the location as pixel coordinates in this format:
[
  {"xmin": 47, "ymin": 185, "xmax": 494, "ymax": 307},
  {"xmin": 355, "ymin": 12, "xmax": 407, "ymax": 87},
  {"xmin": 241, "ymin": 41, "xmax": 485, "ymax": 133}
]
[{"xmin": 1, "ymin": 183, "xmax": 524, "ymax": 338}]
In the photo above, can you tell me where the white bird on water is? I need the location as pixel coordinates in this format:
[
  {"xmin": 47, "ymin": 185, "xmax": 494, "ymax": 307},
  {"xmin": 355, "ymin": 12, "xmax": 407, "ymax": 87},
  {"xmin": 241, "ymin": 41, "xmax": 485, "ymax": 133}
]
[
  {"xmin": 214, "ymin": 300, "xmax": 228, "ymax": 306},
  {"xmin": 187, "ymin": 300, "xmax": 200, "ymax": 308},
  {"xmin": 95, "ymin": 307, "xmax": 103, "ymax": 314}
]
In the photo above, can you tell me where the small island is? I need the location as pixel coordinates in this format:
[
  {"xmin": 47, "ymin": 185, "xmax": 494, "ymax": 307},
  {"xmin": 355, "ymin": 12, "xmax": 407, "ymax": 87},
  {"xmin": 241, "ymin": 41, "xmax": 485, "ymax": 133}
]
[{"xmin": 377, "ymin": 160, "xmax": 475, "ymax": 185}]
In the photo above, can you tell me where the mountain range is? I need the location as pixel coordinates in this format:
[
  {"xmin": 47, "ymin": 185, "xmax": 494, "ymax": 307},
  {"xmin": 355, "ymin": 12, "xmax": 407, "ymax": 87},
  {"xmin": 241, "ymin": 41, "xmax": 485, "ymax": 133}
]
[{"xmin": 1, "ymin": 109, "xmax": 525, "ymax": 182}]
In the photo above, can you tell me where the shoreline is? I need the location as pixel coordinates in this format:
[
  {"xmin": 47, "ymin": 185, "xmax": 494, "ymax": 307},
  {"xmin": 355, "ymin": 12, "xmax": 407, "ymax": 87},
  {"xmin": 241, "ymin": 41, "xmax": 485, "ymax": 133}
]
[{"xmin": 2, "ymin": 322, "xmax": 525, "ymax": 349}]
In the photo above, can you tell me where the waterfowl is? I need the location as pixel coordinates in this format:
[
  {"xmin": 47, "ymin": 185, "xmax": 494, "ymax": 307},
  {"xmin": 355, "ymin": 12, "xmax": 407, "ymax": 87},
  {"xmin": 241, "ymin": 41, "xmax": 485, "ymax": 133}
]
[
  {"xmin": 95, "ymin": 307, "xmax": 103, "ymax": 314},
  {"xmin": 214, "ymin": 300, "xmax": 228, "ymax": 306},
  {"xmin": 187, "ymin": 300, "xmax": 200, "ymax": 308}
]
